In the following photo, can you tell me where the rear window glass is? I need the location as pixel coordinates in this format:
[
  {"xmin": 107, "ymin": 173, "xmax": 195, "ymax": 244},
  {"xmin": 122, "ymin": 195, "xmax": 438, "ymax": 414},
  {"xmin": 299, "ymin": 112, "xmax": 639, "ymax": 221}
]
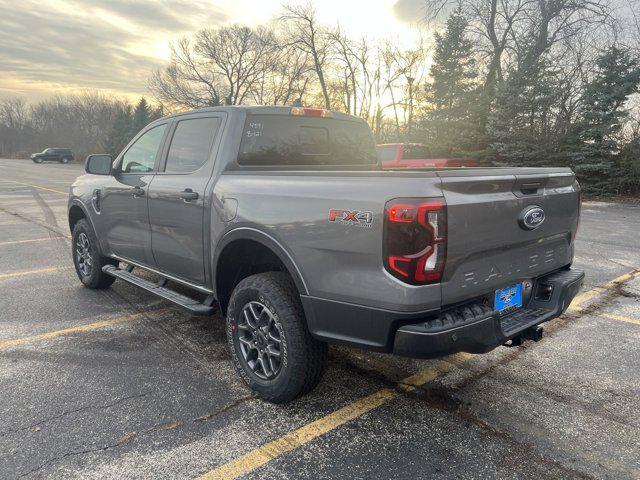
[
  {"xmin": 238, "ymin": 115, "xmax": 377, "ymax": 166},
  {"xmin": 376, "ymin": 146, "xmax": 398, "ymax": 161},
  {"xmin": 402, "ymin": 145, "xmax": 432, "ymax": 159},
  {"xmin": 165, "ymin": 117, "xmax": 220, "ymax": 174}
]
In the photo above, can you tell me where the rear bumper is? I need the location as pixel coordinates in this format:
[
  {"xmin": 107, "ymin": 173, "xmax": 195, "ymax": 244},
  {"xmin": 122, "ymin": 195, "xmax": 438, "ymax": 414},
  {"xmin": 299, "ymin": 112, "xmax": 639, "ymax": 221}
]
[{"xmin": 393, "ymin": 269, "xmax": 584, "ymax": 358}]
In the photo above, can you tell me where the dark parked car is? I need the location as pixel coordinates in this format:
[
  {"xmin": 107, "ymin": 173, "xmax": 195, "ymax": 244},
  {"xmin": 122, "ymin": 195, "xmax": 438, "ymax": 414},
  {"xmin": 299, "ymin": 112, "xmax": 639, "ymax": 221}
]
[{"xmin": 31, "ymin": 148, "xmax": 74, "ymax": 164}]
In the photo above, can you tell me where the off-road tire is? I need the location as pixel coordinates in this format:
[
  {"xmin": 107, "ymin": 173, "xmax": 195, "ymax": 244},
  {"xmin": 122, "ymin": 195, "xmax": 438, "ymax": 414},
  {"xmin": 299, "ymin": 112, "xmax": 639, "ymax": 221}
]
[
  {"xmin": 72, "ymin": 219, "xmax": 117, "ymax": 289},
  {"xmin": 226, "ymin": 272, "xmax": 328, "ymax": 403}
]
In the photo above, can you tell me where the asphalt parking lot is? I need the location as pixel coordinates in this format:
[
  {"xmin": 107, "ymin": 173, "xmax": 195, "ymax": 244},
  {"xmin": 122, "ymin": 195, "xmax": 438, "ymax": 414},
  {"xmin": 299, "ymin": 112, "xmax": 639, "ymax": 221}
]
[{"xmin": 0, "ymin": 157, "xmax": 638, "ymax": 480}]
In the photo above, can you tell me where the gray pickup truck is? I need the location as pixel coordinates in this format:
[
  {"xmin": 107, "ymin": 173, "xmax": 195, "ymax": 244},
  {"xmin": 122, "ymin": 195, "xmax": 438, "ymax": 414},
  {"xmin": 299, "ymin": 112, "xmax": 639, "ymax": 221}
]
[{"xmin": 68, "ymin": 106, "xmax": 584, "ymax": 403}]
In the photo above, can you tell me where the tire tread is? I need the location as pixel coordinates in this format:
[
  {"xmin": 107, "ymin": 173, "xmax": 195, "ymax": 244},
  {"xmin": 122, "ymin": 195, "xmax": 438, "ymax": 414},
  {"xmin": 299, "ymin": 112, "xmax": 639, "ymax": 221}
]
[
  {"xmin": 227, "ymin": 272, "xmax": 327, "ymax": 403},
  {"xmin": 72, "ymin": 219, "xmax": 117, "ymax": 289}
]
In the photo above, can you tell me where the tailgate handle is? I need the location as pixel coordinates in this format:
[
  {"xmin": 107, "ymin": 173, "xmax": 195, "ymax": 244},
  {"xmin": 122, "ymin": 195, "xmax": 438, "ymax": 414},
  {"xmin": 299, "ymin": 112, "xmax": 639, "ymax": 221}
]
[{"xmin": 520, "ymin": 182, "xmax": 541, "ymax": 195}]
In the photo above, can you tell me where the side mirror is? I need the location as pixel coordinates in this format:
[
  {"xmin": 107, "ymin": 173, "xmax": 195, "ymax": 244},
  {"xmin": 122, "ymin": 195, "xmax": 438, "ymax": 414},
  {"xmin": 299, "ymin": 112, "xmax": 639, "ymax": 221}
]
[{"xmin": 85, "ymin": 154, "xmax": 112, "ymax": 175}]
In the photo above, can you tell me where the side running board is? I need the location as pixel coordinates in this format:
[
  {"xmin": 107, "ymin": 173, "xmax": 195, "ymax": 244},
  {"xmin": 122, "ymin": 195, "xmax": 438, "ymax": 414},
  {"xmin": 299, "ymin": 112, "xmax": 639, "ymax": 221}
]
[{"xmin": 102, "ymin": 264, "xmax": 216, "ymax": 316}]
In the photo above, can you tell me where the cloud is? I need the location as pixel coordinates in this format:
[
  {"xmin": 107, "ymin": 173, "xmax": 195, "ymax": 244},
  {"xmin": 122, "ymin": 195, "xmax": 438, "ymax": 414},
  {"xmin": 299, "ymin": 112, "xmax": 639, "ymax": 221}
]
[
  {"xmin": 0, "ymin": 0, "xmax": 227, "ymax": 98},
  {"xmin": 392, "ymin": 0, "xmax": 427, "ymax": 23},
  {"xmin": 72, "ymin": 0, "xmax": 227, "ymax": 32}
]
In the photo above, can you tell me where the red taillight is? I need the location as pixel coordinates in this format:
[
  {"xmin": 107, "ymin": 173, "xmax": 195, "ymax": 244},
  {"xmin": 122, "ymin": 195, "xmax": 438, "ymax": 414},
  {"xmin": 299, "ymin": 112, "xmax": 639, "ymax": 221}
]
[
  {"xmin": 383, "ymin": 198, "xmax": 447, "ymax": 285},
  {"xmin": 388, "ymin": 204, "xmax": 418, "ymax": 223}
]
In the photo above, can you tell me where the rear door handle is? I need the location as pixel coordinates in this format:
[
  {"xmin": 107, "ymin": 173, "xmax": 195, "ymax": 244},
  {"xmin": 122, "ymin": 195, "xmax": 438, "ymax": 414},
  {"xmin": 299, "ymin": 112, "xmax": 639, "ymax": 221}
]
[
  {"xmin": 131, "ymin": 186, "xmax": 145, "ymax": 198},
  {"xmin": 180, "ymin": 188, "xmax": 199, "ymax": 201}
]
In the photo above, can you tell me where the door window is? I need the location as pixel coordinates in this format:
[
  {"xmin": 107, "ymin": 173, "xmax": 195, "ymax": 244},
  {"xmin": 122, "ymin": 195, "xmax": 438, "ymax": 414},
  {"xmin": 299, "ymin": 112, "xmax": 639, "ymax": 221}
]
[
  {"xmin": 121, "ymin": 124, "xmax": 166, "ymax": 173},
  {"xmin": 164, "ymin": 117, "xmax": 221, "ymax": 174},
  {"xmin": 376, "ymin": 145, "xmax": 399, "ymax": 161}
]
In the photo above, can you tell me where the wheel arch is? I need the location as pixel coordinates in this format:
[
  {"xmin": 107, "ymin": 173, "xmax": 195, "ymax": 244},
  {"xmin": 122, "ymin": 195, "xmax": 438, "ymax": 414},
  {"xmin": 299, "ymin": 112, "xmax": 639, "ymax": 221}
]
[
  {"xmin": 213, "ymin": 228, "xmax": 308, "ymax": 314},
  {"xmin": 68, "ymin": 201, "xmax": 89, "ymax": 233},
  {"xmin": 68, "ymin": 201, "xmax": 101, "ymax": 250}
]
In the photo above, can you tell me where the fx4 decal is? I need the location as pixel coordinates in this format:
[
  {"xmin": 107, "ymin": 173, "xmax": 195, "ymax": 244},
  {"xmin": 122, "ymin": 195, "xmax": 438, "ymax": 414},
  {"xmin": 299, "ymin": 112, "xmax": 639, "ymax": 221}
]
[{"xmin": 328, "ymin": 209, "xmax": 373, "ymax": 228}]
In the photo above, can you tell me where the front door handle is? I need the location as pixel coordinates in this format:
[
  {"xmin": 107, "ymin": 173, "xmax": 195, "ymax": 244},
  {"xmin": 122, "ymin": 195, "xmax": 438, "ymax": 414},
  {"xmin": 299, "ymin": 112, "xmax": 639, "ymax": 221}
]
[
  {"xmin": 131, "ymin": 186, "xmax": 145, "ymax": 198},
  {"xmin": 180, "ymin": 188, "xmax": 199, "ymax": 201}
]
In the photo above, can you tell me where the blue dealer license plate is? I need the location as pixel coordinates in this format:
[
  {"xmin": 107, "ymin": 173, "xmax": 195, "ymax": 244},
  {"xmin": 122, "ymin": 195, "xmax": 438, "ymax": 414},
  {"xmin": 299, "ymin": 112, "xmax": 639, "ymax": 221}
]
[{"xmin": 494, "ymin": 283, "xmax": 523, "ymax": 313}]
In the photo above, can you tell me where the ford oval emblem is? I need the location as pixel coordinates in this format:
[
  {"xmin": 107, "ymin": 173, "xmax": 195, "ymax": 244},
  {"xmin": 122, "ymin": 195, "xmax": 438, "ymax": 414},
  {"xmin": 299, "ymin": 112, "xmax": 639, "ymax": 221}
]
[{"xmin": 519, "ymin": 206, "xmax": 545, "ymax": 230}]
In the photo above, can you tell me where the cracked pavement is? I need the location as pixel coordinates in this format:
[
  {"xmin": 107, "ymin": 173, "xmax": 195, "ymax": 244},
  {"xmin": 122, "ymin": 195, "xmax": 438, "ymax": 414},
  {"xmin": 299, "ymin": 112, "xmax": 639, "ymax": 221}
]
[{"xmin": 0, "ymin": 159, "xmax": 639, "ymax": 479}]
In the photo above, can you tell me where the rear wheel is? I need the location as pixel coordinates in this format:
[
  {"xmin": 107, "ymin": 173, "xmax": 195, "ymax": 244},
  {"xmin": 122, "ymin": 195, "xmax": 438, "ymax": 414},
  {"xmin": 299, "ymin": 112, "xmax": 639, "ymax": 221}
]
[
  {"xmin": 60, "ymin": 157, "xmax": 70, "ymax": 164},
  {"xmin": 226, "ymin": 272, "xmax": 327, "ymax": 403},
  {"xmin": 72, "ymin": 219, "xmax": 117, "ymax": 289}
]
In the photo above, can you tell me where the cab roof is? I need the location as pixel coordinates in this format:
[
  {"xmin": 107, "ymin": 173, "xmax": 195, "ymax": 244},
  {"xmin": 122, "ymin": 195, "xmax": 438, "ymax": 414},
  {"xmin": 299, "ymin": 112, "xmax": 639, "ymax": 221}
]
[{"xmin": 158, "ymin": 105, "xmax": 364, "ymax": 123}]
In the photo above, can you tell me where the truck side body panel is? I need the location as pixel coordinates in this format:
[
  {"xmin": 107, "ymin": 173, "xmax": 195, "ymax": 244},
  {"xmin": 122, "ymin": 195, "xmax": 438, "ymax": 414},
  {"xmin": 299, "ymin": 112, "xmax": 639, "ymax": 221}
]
[{"xmin": 213, "ymin": 171, "xmax": 444, "ymax": 313}]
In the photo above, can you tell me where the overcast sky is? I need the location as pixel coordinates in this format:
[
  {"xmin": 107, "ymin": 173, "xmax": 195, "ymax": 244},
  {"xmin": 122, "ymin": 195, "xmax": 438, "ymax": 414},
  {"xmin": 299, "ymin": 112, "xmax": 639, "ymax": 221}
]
[{"xmin": 0, "ymin": 0, "xmax": 425, "ymax": 102}]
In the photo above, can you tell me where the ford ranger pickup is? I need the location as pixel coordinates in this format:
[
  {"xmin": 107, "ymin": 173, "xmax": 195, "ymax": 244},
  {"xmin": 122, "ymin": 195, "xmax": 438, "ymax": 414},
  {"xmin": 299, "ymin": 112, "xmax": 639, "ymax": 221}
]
[{"xmin": 68, "ymin": 106, "xmax": 584, "ymax": 403}]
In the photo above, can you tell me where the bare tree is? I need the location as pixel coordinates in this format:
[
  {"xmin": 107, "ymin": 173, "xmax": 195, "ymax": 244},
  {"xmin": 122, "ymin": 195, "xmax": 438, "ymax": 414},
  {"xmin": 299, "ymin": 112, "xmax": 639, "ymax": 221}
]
[
  {"xmin": 280, "ymin": 3, "xmax": 334, "ymax": 109},
  {"xmin": 196, "ymin": 25, "xmax": 279, "ymax": 105},
  {"xmin": 150, "ymin": 25, "xmax": 279, "ymax": 109},
  {"xmin": 0, "ymin": 98, "xmax": 31, "ymax": 156},
  {"xmin": 0, "ymin": 98, "xmax": 29, "ymax": 129},
  {"xmin": 379, "ymin": 42, "xmax": 426, "ymax": 136},
  {"xmin": 149, "ymin": 38, "xmax": 224, "ymax": 109},
  {"xmin": 423, "ymin": 0, "xmax": 611, "ymax": 90},
  {"xmin": 250, "ymin": 38, "xmax": 312, "ymax": 106},
  {"xmin": 423, "ymin": 0, "xmax": 532, "ymax": 91},
  {"xmin": 329, "ymin": 28, "xmax": 361, "ymax": 115}
]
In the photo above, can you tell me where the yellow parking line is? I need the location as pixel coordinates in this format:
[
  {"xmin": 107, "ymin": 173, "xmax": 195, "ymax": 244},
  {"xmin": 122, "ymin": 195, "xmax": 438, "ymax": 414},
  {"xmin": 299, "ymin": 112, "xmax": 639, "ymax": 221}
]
[
  {"xmin": 197, "ymin": 270, "xmax": 638, "ymax": 480},
  {"xmin": 0, "ymin": 267, "xmax": 62, "ymax": 280},
  {"xmin": 197, "ymin": 353, "xmax": 473, "ymax": 480},
  {"xmin": 568, "ymin": 269, "xmax": 640, "ymax": 312},
  {"xmin": 0, "ymin": 237, "xmax": 66, "ymax": 246},
  {"xmin": 0, "ymin": 309, "xmax": 169, "ymax": 350},
  {"xmin": 600, "ymin": 313, "xmax": 640, "ymax": 325},
  {"xmin": 2, "ymin": 180, "xmax": 67, "ymax": 195}
]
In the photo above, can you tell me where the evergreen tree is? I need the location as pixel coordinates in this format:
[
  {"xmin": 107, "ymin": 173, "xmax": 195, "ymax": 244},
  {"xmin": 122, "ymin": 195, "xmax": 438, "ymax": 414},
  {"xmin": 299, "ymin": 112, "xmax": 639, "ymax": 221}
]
[
  {"xmin": 487, "ymin": 57, "xmax": 562, "ymax": 167},
  {"xmin": 569, "ymin": 47, "xmax": 640, "ymax": 194},
  {"xmin": 103, "ymin": 104, "xmax": 133, "ymax": 157},
  {"xmin": 420, "ymin": 10, "xmax": 480, "ymax": 156},
  {"xmin": 130, "ymin": 97, "xmax": 153, "ymax": 137},
  {"xmin": 103, "ymin": 98, "xmax": 164, "ymax": 158},
  {"xmin": 618, "ymin": 137, "xmax": 640, "ymax": 194}
]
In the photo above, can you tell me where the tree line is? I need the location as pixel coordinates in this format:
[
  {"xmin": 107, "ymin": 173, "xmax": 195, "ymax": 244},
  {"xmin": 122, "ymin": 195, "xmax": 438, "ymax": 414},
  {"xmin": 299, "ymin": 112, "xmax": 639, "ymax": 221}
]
[
  {"xmin": 0, "ymin": 93, "xmax": 162, "ymax": 161},
  {"xmin": 1, "ymin": 0, "xmax": 639, "ymax": 195}
]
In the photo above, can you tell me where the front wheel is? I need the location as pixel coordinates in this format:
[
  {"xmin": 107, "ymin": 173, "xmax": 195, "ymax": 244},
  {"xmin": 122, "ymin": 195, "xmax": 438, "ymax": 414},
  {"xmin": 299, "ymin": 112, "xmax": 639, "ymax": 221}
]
[
  {"xmin": 226, "ymin": 272, "xmax": 327, "ymax": 403},
  {"xmin": 33, "ymin": 158, "xmax": 42, "ymax": 164},
  {"xmin": 72, "ymin": 219, "xmax": 117, "ymax": 289}
]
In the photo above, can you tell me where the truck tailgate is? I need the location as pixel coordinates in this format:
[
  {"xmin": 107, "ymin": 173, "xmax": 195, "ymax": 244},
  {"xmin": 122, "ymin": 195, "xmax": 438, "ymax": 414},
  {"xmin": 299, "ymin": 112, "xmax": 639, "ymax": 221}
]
[{"xmin": 438, "ymin": 168, "xmax": 580, "ymax": 305}]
